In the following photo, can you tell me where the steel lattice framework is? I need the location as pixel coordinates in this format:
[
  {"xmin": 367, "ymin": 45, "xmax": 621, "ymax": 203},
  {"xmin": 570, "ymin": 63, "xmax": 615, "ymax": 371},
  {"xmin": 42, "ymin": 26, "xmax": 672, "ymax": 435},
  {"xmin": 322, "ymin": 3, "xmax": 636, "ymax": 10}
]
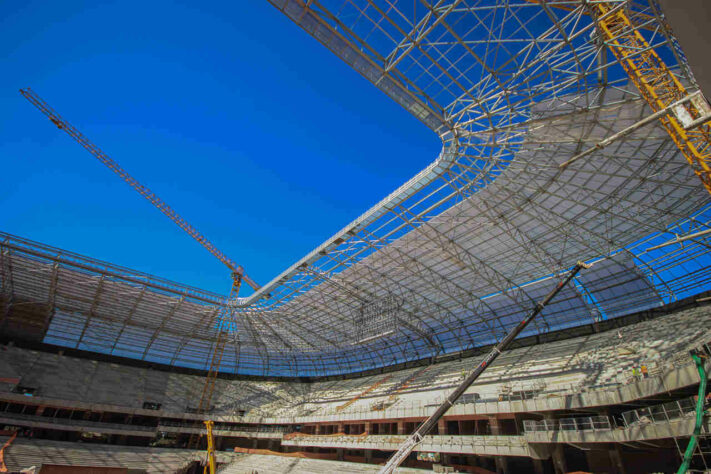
[{"xmin": 3, "ymin": 0, "xmax": 711, "ymax": 376}]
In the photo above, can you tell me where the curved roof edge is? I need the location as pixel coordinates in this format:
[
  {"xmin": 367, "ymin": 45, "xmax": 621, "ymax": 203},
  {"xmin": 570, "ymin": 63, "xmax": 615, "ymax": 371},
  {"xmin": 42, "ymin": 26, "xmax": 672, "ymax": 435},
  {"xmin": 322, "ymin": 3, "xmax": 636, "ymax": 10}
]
[{"xmin": 4, "ymin": 284, "xmax": 707, "ymax": 383}]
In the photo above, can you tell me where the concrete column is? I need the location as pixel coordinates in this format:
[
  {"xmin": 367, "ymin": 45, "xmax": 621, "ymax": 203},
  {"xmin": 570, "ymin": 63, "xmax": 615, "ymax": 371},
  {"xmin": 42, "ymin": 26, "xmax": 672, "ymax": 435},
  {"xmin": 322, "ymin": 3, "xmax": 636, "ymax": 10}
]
[
  {"xmin": 609, "ymin": 444, "xmax": 626, "ymax": 474},
  {"xmin": 251, "ymin": 438, "xmax": 259, "ymax": 449},
  {"xmin": 494, "ymin": 457, "xmax": 508, "ymax": 474},
  {"xmin": 532, "ymin": 458, "xmax": 545, "ymax": 474},
  {"xmin": 337, "ymin": 448, "xmax": 345, "ymax": 461},
  {"xmin": 364, "ymin": 450, "xmax": 373, "ymax": 463},
  {"xmin": 365, "ymin": 421, "xmax": 372, "ymax": 435},
  {"xmin": 337, "ymin": 423, "xmax": 345, "ymax": 434},
  {"xmin": 437, "ymin": 419, "xmax": 448, "ymax": 435},
  {"xmin": 488, "ymin": 416, "xmax": 501, "ymax": 434},
  {"xmin": 552, "ymin": 445, "xmax": 567, "ymax": 474},
  {"xmin": 478, "ymin": 419, "xmax": 487, "ymax": 435},
  {"xmin": 487, "ymin": 417, "xmax": 509, "ymax": 473},
  {"xmin": 585, "ymin": 450, "xmax": 610, "ymax": 473},
  {"xmin": 397, "ymin": 421, "xmax": 405, "ymax": 435}
]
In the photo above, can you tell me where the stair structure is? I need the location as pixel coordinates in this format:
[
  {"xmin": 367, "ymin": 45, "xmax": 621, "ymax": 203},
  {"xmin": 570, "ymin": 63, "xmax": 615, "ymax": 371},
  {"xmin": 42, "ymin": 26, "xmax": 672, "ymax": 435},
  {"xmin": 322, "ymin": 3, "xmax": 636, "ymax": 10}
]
[
  {"xmin": 336, "ymin": 375, "xmax": 391, "ymax": 412},
  {"xmin": 373, "ymin": 365, "xmax": 433, "ymax": 411}
]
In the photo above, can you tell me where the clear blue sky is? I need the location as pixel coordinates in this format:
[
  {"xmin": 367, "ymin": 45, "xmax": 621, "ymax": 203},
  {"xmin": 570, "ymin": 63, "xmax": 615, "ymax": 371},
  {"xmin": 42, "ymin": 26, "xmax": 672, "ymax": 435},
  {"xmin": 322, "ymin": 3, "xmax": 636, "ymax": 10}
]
[{"xmin": 0, "ymin": 1, "xmax": 440, "ymax": 296}]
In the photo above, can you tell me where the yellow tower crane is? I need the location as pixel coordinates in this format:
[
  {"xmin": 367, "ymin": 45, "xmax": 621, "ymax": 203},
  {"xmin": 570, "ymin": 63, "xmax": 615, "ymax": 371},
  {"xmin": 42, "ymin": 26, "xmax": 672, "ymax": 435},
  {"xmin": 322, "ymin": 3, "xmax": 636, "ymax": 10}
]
[
  {"xmin": 20, "ymin": 88, "xmax": 256, "ymax": 448},
  {"xmin": 525, "ymin": 1, "xmax": 711, "ymax": 193},
  {"xmin": 588, "ymin": 2, "xmax": 711, "ymax": 194},
  {"xmin": 203, "ymin": 420, "xmax": 217, "ymax": 474}
]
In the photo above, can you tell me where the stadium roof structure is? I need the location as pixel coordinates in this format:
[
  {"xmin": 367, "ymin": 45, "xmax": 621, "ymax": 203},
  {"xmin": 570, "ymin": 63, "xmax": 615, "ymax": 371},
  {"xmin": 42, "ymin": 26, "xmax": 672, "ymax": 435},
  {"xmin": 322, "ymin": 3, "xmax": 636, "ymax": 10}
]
[{"xmin": 3, "ymin": 0, "xmax": 711, "ymax": 377}]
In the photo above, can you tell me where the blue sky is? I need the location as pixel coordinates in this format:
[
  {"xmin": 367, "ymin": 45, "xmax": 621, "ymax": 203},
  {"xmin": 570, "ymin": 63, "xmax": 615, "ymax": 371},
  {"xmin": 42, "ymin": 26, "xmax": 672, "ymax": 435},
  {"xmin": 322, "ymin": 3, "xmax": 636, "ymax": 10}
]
[{"xmin": 0, "ymin": 1, "xmax": 440, "ymax": 296}]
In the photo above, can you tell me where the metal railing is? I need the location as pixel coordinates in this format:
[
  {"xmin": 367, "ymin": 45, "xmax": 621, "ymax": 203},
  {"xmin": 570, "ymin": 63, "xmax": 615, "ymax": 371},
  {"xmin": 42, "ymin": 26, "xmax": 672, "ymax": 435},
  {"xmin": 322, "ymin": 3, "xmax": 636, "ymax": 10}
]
[
  {"xmin": 523, "ymin": 396, "xmax": 698, "ymax": 433},
  {"xmin": 559, "ymin": 416, "xmax": 612, "ymax": 431},
  {"xmin": 523, "ymin": 416, "xmax": 611, "ymax": 433},
  {"xmin": 621, "ymin": 397, "xmax": 696, "ymax": 427},
  {"xmin": 281, "ymin": 433, "xmax": 526, "ymax": 450},
  {"xmin": 158, "ymin": 420, "xmax": 289, "ymax": 433},
  {"xmin": 0, "ymin": 411, "xmax": 156, "ymax": 432}
]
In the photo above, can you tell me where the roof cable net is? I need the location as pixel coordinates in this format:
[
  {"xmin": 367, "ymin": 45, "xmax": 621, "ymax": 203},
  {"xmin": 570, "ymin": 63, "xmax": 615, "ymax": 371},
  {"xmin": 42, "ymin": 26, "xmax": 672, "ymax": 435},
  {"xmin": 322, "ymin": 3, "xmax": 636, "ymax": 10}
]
[{"xmin": 3, "ymin": 0, "xmax": 711, "ymax": 376}]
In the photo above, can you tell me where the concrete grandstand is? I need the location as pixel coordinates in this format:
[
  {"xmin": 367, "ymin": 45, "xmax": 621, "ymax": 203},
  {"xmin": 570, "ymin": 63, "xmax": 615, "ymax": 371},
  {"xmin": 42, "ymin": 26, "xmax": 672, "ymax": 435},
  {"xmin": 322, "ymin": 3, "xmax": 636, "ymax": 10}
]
[{"xmin": 3, "ymin": 0, "xmax": 711, "ymax": 473}]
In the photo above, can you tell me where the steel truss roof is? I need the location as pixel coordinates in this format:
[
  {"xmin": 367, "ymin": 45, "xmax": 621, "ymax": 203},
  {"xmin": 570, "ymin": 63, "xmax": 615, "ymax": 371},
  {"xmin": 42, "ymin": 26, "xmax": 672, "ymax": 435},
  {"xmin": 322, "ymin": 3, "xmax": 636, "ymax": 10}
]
[{"xmin": 3, "ymin": 0, "xmax": 711, "ymax": 376}]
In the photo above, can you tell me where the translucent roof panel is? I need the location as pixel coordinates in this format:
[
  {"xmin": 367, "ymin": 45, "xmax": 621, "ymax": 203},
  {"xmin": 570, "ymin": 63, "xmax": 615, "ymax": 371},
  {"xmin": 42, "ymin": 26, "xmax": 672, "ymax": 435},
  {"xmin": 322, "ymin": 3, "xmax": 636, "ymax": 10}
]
[{"xmin": 3, "ymin": 0, "xmax": 711, "ymax": 376}]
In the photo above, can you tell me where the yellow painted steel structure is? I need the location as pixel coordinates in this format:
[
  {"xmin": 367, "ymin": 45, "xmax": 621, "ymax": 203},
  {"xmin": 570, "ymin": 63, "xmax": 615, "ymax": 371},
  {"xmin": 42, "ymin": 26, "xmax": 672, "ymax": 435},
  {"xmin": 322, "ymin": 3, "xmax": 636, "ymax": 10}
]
[
  {"xmin": 591, "ymin": 2, "xmax": 711, "ymax": 194},
  {"xmin": 188, "ymin": 327, "xmax": 231, "ymax": 449},
  {"xmin": 19, "ymin": 89, "xmax": 251, "ymax": 450},
  {"xmin": 188, "ymin": 273, "xmax": 241, "ymax": 449},
  {"xmin": 21, "ymin": 87, "xmax": 260, "ymax": 292},
  {"xmin": 203, "ymin": 420, "xmax": 217, "ymax": 474}
]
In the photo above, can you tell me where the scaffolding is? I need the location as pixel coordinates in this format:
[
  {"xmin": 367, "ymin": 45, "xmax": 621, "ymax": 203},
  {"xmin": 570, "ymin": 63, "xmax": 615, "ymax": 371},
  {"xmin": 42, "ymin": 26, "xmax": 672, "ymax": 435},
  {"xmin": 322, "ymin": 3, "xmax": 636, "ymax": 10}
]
[{"xmin": 674, "ymin": 433, "xmax": 711, "ymax": 473}]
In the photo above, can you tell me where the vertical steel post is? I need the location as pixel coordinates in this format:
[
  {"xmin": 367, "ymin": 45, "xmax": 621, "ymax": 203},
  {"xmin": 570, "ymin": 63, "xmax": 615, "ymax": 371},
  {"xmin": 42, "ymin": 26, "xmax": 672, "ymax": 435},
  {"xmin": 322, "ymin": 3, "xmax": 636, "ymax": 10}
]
[
  {"xmin": 188, "ymin": 274, "xmax": 242, "ymax": 449},
  {"xmin": 203, "ymin": 420, "xmax": 216, "ymax": 474}
]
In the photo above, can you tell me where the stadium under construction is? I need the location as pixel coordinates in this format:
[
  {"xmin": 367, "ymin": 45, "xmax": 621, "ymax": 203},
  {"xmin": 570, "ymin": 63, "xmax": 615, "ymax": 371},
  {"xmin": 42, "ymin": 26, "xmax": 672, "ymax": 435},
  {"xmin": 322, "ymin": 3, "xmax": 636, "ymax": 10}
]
[{"xmin": 2, "ymin": 0, "xmax": 711, "ymax": 473}]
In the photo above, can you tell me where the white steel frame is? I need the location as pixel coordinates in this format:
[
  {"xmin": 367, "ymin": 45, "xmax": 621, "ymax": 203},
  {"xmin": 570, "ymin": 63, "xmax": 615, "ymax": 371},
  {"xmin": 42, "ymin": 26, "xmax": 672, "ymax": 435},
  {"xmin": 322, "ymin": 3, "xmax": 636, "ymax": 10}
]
[{"xmin": 3, "ymin": 0, "xmax": 711, "ymax": 376}]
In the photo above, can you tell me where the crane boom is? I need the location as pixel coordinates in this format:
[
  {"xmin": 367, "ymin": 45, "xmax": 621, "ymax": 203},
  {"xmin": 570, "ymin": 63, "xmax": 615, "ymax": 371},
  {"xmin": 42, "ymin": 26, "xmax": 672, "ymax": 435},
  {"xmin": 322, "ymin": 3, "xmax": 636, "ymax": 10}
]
[
  {"xmin": 19, "ymin": 88, "xmax": 260, "ymax": 291},
  {"xmin": 378, "ymin": 262, "xmax": 591, "ymax": 474}
]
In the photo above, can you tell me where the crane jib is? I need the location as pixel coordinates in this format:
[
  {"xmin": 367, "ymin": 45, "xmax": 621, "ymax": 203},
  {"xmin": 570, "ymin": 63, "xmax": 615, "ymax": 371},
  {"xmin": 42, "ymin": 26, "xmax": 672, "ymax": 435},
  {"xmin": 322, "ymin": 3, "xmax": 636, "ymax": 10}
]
[{"xmin": 19, "ymin": 87, "xmax": 260, "ymax": 293}]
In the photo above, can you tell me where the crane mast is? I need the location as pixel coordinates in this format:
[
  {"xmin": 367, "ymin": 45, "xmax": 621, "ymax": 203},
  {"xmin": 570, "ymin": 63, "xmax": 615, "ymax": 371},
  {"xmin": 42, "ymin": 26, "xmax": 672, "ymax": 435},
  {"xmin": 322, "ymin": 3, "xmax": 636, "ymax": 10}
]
[
  {"xmin": 202, "ymin": 420, "xmax": 217, "ymax": 474},
  {"xmin": 20, "ymin": 88, "xmax": 254, "ymax": 448},
  {"xmin": 587, "ymin": 2, "xmax": 711, "ymax": 194}
]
